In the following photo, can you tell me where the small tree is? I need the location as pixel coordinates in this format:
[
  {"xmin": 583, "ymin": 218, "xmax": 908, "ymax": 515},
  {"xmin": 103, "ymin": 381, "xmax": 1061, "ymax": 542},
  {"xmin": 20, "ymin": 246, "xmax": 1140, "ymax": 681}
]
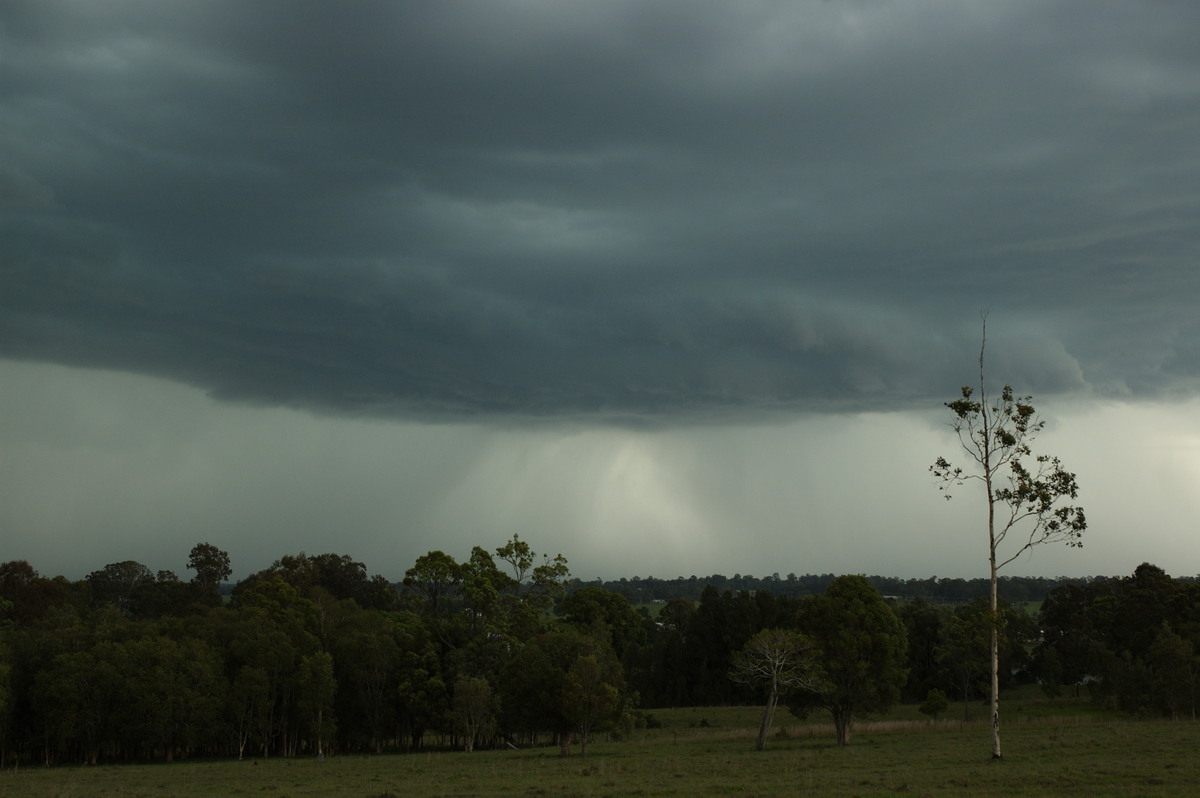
[
  {"xmin": 919, "ymin": 688, "xmax": 949, "ymax": 720},
  {"xmin": 450, "ymin": 676, "xmax": 497, "ymax": 752},
  {"xmin": 563, "ymin": 654, "xmax": 620, "ymax": 756},
  {"xmin": 729, "ymin": 628, "xmax": 818, "ymax": 751},
  {"xmin": 931, "ymin": 322, "xmax": 1086, "ymax": 758},
  {"xmin": 295, "ymin": 651, "xmax": 337, "ymax": 759}
]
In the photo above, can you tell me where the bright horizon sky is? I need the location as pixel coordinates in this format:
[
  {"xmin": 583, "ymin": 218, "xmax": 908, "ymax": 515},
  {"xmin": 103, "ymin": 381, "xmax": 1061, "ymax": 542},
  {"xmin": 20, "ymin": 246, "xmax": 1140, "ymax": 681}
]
[
  {"xmin": 3, "ymin": 1, "xmax": 1199, "ymax": 583},
  {"xmin": 5, "ymin": 358, "xmax": 1199, "ymax": 583}
]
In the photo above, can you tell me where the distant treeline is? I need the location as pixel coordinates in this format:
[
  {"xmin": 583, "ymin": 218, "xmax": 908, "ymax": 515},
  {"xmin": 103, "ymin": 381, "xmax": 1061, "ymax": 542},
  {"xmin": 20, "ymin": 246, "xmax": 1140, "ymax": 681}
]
[
  {"xmin": 209, "ymin": 572, "xmax": 1122, "ymax": 605},
  {"xmin": 2, "ymin": 543, "xmax": 1198, "ymax": 767},
  {"xmin": 571, "ymin": 572, "xmax": 1135, "ymax": 605}
]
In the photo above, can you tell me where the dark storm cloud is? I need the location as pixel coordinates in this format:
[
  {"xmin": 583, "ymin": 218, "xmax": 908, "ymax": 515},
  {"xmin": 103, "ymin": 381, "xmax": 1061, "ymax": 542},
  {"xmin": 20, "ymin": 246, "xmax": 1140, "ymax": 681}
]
[{"xmin": 3, "ymin": 0, "xmax": 1199, "ymax": 422}]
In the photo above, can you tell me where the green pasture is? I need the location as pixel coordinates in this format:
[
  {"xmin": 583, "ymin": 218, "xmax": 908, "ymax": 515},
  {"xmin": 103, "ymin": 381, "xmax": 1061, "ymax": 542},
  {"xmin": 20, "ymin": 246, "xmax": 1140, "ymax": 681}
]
[{"xmin": 5, "ymin": 698, "xmax": 1197, "ymax": 797}]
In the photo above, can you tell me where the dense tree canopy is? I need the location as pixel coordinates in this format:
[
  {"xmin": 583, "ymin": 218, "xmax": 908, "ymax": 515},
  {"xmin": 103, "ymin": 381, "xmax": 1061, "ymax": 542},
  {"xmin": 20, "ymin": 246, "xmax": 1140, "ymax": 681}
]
[
  {"xmin": 0, "ymin": 548, "xmax": 1194, "ymax": 766},
  {"xmin": 788, "ymin": 575, "xmax": 908, "ymax": 745}
]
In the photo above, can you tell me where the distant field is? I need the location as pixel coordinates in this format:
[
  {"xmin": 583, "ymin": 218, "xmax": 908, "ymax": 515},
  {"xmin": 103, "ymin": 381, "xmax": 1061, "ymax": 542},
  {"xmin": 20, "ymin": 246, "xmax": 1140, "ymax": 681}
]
[{"xmin": 5, "ymin": 698, "xmax": 1196, "ymax": 797}]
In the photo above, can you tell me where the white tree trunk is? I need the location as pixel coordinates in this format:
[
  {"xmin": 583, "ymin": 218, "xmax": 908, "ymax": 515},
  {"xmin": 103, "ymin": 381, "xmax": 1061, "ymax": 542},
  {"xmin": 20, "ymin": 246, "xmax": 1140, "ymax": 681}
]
[
  {"xmin": 986, "ymin": 405, "xmax": 1002, "ymax": 760},
  {"xmin": 990, "ymin": 539, "xmax": 1002, "ymax": 759},
  {"xmin": 756, "ymin": 685, "xmax": 778, "ymax": 751}
]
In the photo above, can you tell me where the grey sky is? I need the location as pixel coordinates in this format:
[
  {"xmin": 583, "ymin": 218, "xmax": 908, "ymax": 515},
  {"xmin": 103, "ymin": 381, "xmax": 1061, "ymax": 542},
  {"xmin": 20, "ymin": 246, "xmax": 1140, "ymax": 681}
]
[{"xmin": 2, "ymin": 1, "xmax": 1199, "ymax": 581}]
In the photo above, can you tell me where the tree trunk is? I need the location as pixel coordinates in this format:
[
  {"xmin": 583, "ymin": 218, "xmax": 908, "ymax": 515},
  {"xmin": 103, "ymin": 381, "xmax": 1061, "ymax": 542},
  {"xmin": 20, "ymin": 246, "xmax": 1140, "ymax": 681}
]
[
  {"xmin": 832, "ymin": 707, "xmax": 852, "ymax": 746},
  {"xmin": 756, "ymin": 687, "xmax": 778, "ymax": 751},
  {"xmin": 989, "ymin": 532, "xmax": 1002, "ymax": 759},
  {"xmin": 984, "ymin": 378, "xmax": 1002, "ymax": 760}
]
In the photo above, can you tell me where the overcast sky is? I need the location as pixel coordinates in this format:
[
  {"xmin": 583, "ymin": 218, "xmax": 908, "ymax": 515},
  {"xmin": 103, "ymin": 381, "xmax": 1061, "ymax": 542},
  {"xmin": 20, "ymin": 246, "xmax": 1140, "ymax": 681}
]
[{"xmin": 3, "ymin": 1, "xmax": 1199, "ymax": 583}]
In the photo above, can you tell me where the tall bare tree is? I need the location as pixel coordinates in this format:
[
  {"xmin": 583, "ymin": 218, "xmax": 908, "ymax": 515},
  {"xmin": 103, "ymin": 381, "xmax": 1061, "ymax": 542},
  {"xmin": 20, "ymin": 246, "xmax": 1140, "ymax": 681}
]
[{"xmin": 931, "ymin": 323, "xmax": 1086, "ymax": 758}]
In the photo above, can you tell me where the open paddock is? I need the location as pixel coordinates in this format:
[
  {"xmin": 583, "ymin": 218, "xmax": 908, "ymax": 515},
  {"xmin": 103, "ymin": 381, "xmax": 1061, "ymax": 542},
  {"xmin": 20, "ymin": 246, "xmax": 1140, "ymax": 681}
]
[{"xmin": 4, "ymin": 706, "xmax": 1198, "ymax": 797}]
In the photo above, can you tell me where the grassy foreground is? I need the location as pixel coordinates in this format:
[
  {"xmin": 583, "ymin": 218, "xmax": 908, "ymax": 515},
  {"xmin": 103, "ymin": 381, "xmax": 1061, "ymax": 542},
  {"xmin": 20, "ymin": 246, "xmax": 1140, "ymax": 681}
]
[{"xmin": 5, "ymin": 702, "xmax": 1199, "ymax": 797}]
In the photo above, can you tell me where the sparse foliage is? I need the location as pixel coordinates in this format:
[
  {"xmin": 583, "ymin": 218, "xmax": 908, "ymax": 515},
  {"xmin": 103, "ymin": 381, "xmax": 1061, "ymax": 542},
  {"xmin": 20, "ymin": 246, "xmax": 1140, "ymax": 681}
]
[
  {"xmin": 729, "ymin": 628, "xmax": 818, "ymax": 750},
  {"xmin": 931, "ymin": 320, "xmax": 1085, "ymax": 757},
  {"xmin": 496, "ymin": 535, "xmax": 535, "ymax": 592}
]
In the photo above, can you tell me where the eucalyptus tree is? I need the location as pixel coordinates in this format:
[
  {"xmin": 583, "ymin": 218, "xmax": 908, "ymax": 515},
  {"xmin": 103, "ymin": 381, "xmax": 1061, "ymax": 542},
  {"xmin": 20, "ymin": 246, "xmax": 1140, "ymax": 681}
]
[
  {"xmin": 558, "ymin": 586, "xmax": 646, "ymax": 661},
  {"xmin": 931, "ymin": 325, "xmax": 1086, "ymax": 758},
  {"xmin": 494, "ymin": 535, "xmax": 571, "ymax": 608},
  {"xmin": 449, "ymin": 675, "xmax": 496, "ymax": 753},
  {"xmin": 237, "ymin": 552, "xmax": 394, "ymax": 610},
  {"xmin": 789, "ymin": 575, "xmax": 907, "ymax": 746},
  {"xmin": 119, "ymin": 633, "xmax": 225, "ymax": 760},
  {"xmin": 498, "ymin": 625, "xmax": 625, "ymax": 755},
  {"xmin": 729, "ymin": 628, "xmax": 818, "ymax": 751},
  {"xmin": 403, "ymin": 551, "xmax": 462, "ymax": 616},
  {"xmin": 529, "ymin": 553, "xmax": 571, "ymax": 608},
  {"xmin": 563, "ymin": 654, "xmax": 620, "ymax": 756},
  {"xmin": 86, "ymin": 560, "xmax": 153, "ymax": 615},
  {"xmin": 187, "ymin": 543, "xmax": 232, "ymax": 603},
  {"xmin": 34, "ymin": 640, "xmax": 126, "ymax": 764},
  {"xmin": 1, "ymin": 561, "xmax": 65, "ymax": 625},
  {"xmin": 295, "ymin": 651, "xmax": 336, "ymax": 758},
  {"xmin": 326, "ymin": 603, "xmax": 402, "ymax": 752},
  {"xmin": 495, "ymin": 535, "xmax": 535, "ymax": 593},
  {"xmin": 226, "ymin": 578, "xmax": 322, "ymax": 757}
]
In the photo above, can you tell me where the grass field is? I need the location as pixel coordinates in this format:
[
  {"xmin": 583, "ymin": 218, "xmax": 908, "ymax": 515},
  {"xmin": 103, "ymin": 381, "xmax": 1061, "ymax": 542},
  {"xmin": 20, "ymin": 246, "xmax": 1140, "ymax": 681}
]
[{"xmin": 5, "ymin": 697, "xmax": 1198, "ymax": 797}]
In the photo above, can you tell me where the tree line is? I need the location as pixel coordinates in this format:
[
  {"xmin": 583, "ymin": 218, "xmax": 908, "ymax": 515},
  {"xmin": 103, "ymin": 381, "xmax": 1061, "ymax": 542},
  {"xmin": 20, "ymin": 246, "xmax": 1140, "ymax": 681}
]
[
  {"xmin": 574, "ymin": 572, "xmax": 1105, "ymax": 605},
  {"xmin": 0, "ymin": 544, "xmax": 1196, "ymax": 766}
]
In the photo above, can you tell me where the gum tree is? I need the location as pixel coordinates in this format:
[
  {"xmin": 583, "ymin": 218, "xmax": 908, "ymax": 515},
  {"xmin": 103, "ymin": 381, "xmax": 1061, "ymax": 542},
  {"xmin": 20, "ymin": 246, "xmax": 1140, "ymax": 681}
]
[
  {"xmin": 931, "ymin": 326, "xmax": 1085, "ymax": 758},
  {"xmin": 789, "ymin": 575, "xmax": 907, "ymax": 746},
  {"xmin": 729, "ymin": 628, "xmax": 818, "ymax": 751},
  {"xmin": 188, "ymin": 543, "xmax": 232, "ymax": 605},
  {"xmin": 449, "ymin": 676, "xmax": 496, "ymax": 753}
]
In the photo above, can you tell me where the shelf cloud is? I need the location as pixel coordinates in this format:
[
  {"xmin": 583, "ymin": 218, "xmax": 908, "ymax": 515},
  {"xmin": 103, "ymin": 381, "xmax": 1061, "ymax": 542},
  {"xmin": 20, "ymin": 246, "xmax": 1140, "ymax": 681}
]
[{"xmin": 3, "ymin": 2, "xmax": 1199, "ymax": 580}]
